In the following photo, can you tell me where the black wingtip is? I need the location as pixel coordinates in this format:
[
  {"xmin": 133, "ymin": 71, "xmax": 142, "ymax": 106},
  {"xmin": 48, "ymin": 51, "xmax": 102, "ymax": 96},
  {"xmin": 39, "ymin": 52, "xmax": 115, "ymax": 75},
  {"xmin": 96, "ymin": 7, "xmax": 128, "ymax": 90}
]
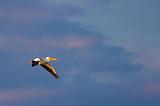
[{"xmin": 54, "ymin": 74, "xmax": 59, "ymax": 79}]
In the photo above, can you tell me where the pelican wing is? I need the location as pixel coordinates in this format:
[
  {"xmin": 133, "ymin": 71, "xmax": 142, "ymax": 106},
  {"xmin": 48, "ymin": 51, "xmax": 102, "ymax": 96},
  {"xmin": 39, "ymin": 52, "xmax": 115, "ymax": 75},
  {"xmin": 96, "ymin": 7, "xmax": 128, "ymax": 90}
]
[{"xmin": 40, "ymin": 63, "xmax": 59, "ymax": 79}]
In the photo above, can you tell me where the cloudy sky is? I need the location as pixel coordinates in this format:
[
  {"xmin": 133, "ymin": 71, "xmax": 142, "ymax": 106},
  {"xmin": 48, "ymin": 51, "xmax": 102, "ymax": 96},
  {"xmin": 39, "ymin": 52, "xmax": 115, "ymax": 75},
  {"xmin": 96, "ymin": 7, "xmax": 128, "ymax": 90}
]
[{"xmin": 0, "ymin": 0, "xmax": 160, "ymax": 106}]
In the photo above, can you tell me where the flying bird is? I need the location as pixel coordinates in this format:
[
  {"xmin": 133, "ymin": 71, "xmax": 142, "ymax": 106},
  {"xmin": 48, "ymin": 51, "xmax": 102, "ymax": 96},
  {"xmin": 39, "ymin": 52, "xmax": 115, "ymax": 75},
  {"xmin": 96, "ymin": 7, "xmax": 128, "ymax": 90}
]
[{"xmin": 30, "ymin": 57, "xmax": 59, "ymax": 79}]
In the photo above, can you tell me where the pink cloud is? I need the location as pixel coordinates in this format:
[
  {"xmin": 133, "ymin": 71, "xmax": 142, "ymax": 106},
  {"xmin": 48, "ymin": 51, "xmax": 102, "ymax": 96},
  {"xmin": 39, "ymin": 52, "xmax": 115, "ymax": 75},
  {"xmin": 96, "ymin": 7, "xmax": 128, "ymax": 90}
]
[
  {"xmin": 0, "ymin": 36, "xmax": 94, "ymax": 53},
  {"xmin": 0, "ymin": 88, "xmax": 61, "ymax": 105},
  {"xmin": 43, "ymin": 36, "xmax": 93, "ymax": 49},
  {"xmin": 129, "ymin": 82, "xmax": 160, "ymax": 101},
  {"xmin": 64, "ymin": 36, "xmax": 93, "ymax": 48},
  {"xmin": 144, "ymin": 82, "xmax": 160, "ymax": 99}
]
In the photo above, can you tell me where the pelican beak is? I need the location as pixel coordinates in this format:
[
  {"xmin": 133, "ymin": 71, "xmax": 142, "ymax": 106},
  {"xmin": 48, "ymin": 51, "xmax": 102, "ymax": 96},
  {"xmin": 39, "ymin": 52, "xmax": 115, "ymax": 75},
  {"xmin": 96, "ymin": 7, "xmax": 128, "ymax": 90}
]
[{"xmin": 50, "ymin": 57, "xmax": 59, "ymax": 61}]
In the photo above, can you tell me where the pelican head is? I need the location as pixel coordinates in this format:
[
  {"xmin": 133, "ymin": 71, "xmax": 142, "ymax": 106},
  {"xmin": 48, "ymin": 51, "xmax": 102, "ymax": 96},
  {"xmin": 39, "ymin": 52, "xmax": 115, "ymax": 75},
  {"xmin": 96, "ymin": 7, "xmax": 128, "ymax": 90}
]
[{"xmin": 46, "ymin": 57, "xmax": 59, "ymax": 61}]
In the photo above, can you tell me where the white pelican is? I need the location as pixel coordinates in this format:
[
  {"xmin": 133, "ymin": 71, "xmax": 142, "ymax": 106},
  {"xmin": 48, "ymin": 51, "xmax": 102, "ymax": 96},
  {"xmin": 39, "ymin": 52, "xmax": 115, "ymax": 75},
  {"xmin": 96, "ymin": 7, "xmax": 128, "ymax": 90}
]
[{"xmin": 30, "ymin": 57, "xmax": 59, "ymax": 79}]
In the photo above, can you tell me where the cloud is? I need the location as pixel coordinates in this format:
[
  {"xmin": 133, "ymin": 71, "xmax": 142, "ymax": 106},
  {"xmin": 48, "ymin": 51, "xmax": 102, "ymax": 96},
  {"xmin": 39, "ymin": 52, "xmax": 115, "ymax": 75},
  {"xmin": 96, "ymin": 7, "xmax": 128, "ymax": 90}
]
[
  {"xmin": 48, "ymin": 0, "xmax": 160, "ymax": 70},
  {"xmin": 0, "ymin": 35, "xmax": 94, "ymax": 54},
  {"xmin": 0, "ymin": 1, "xmax": 84, "ymax": 22},
  {"xmin": 0, "ymin": 88, "xmax": 56, "ymax": 105},
  {"xmin": 89, "ymin": 72, "xmax": 124, "ymax": 84},
  {"xmin": 143, "ymin": 82, "xmax": 160, "ymax": 99}
]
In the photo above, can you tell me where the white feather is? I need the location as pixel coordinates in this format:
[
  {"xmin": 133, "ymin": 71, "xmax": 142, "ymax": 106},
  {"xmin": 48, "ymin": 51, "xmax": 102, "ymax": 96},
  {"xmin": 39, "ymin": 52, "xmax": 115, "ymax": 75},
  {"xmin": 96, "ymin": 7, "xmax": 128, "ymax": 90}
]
[
  {"xmin": 33, "ymin": 58, "xmax": 40, "ymax": 61},
  {"xmin": 45, "ymin": 57, "xmax": 50, "ymax": 60}
]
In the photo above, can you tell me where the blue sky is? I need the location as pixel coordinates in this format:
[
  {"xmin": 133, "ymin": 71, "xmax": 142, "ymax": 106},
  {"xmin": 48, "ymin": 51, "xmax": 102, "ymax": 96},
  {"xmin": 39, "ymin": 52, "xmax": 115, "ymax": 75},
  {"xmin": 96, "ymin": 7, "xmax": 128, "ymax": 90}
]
[{"xmin": 0, "ymin": 0, "xmax": 160, "ymax": 106}]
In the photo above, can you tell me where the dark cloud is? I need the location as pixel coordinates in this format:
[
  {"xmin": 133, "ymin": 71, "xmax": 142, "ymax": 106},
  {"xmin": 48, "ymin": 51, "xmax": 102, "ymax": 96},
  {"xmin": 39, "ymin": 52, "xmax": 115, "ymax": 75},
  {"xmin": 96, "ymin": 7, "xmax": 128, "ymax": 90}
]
[
  {"xmin": 0, "ymin": 0, "xmax": 84, "ymax": 36},
  {"xmin": 0, "ymin": 0, "xmax": 84, "ymax": 20}
]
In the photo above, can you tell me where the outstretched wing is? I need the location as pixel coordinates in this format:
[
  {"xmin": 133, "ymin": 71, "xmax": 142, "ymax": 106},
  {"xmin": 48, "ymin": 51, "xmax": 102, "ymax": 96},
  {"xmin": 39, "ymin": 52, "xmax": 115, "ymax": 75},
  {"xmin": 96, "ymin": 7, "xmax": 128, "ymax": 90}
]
[{"xmin": 40, "ymin": 63, "xmax": 59, "ymax": 79}]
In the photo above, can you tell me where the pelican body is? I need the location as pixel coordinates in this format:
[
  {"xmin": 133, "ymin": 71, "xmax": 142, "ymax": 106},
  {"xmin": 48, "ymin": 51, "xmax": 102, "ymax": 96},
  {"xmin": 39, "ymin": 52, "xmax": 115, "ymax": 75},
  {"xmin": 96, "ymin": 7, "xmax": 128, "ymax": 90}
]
[{"xmin": 31, "ymin": 57, "xmax": 59, "ymax": 79}]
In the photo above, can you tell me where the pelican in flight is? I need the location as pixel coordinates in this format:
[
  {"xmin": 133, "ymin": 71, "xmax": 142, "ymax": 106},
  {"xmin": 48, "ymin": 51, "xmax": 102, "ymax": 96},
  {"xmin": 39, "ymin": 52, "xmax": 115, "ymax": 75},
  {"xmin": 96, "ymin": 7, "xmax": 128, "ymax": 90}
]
[{"xmin": 30, "ymin": 57, "xmax": 59, "ymax": 79}]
